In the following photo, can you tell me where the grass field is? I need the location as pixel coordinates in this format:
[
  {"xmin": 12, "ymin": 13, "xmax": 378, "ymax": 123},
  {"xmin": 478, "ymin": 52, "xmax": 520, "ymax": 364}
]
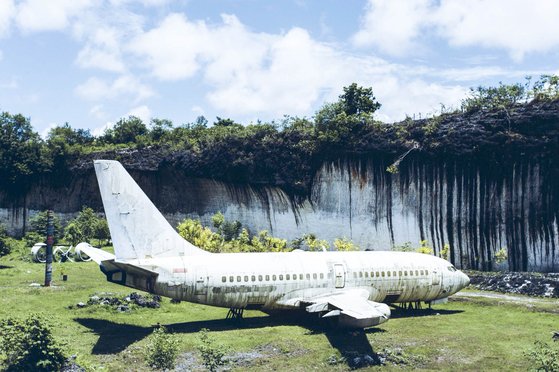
[{"xmin": 0, "ymin": 251, "xmax": 558, "ymax": 371}]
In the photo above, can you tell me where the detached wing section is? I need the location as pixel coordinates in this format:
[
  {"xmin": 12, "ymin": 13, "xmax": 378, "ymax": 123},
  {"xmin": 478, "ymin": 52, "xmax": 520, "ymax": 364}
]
[{"xmin": 305, "ymin": 290, "xmax": 391, "ymax": 328}]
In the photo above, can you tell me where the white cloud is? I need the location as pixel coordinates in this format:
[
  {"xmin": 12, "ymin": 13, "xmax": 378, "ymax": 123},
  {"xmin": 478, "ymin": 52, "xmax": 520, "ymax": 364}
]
[
  {"xmin": 352, "ymin": 0, "xmax": 432, "ymax": 55},
  {"xmin": 125, "ymin": 105, "xmax": 151, "ymax": 123},
  {"xmin": 0, "ymin": 0, "xmax": 15, "ymax": 37},
  {"xmin": 435, "ymin": 0, "xmax": 559, "ymax": 61},
  {"xmin": 128, "ymin": 13, "xmax": 209, "ymax": 80},
  {"xmin": 75, "ymin": 27, "xmax": 126, "ymax": 72},
  {"xmin": 75, "ymin": 75, "xmax": 153, "ymax": 102},
  {"xmin": 353, "ymin": 0, "xmax": 559, "ymax": 60},
  {"xmin": 16, "ymin": 0, "xmax": 94, "ymax": 33}
]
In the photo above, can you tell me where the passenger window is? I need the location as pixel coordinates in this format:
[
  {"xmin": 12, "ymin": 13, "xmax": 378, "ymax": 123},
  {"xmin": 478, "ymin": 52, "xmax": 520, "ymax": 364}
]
[
  {"xmin": 258, "ymin": 275, "xmax": 263, "ymax": 281},
  {"xmin": 320, "ymin": 273, "xmax": 324, "ymax": 279},
  {"xmin": 279, "ymin": 274, "xmax": 284, "ymax": 280},
  {"xmin": 229, "ymin": 276, "xmax": 234, "ymax": 282},
  {"xmin": 272, "ymin": 275, "xmax": 277, "ymax": 280},
  {"xmin": 398, "ymin": 271, "xmax": 402, "ymax": 276},
  {"xmin": 222, "ymin": 276, "xmax": 226, "ymax": 283},
  {"xmin": 244, "ymin": 276, "xmax": 249, "ymax": 282},
  {"xmin": 426, "ymin": 270, "xmax": 429, "ymax": 275},
  {"xmin": 359, "ymin": 272, "xmax": 363, "ymax": 278},
  {"xmin": 420, "ymin": 270, "xmax": 424, "ymax": 275},
  {"xmin": 365, "ymin": 272, "xmax": 369, "ymax": 278},
  {"xmin": 381, "ymin": 272, "xmax": 385, "ymax": 277},
  {"xmin": 265, "ymin": 275, "xmax": 270, "ymax": 281},
  {"xmin": 237, "ymin": 276, "xmax": 241, "ymax": 282},
  {"xmin": 306, "ymin": 274, "xmax": 310, "ymax": 280},
  {"xmin": 299, "ymin": 274, "xmax": 303, "ymax": 280},
  {"xmin": 286, "ymin": 274, "xmax": 290, "ymax": 280},
  {"xmin": 251, "ymin": 275, "xmax": 256, "ymax": 282},
  {"xmin": 313, "ymin": 273, "xmax": 317, "ymax": 279},
  {"xmin": 375, "ymin": 272, "xmax": 379, "ymax": 277},
  {"xmin": 393, "ymin": 271, "xmax": 397, "ymax": 277},
  {"xmin": 404, "ymin": 271, "xmax": 408, "ymax": 276},
  {"xmin": 415, "ymin": 270, "xmax": 419, "ymax": 276}
]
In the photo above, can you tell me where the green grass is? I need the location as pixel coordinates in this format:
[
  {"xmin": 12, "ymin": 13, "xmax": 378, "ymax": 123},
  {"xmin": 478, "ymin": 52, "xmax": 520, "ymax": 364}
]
[{"xmin": 0, "ymin": 251, "xmax": 557, "ymax": 371}]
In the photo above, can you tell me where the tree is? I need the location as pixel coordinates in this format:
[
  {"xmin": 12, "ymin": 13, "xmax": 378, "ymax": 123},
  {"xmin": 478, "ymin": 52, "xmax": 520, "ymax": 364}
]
[
  {"xmin": 28, "ymin": 211, "xmax": 62, "ymax": 237},
  {"xmin": 63, "ymin": 206, "xmax": 107, "ymax": 245},
  {"xmin": 149, "ymin": 118, "xmax": 173, "ymax": 142},
  {"xmin": 0, "ymin": 112, "xmax": 44, "ymax": 190},
  {"xmin": 461, "ymin": 82, "xmax": 526, "ymax": 112},
  {"xmin": 101, "ymin": 116, "xmax": 148, "ymax": 144},
  {"xmin": 47, "ymin": 123, "xmax": 93, "ymax": 146},
  {"xmin": 339, "ymin": 83, "xmax": 381, "ymax": 116}
]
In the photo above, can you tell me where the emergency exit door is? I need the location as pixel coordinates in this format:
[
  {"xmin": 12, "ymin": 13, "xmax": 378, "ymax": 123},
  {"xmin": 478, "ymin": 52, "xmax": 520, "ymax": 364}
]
[{"xmin": 334, "ymin": 264, "xmax": 345, "ymax": 288}]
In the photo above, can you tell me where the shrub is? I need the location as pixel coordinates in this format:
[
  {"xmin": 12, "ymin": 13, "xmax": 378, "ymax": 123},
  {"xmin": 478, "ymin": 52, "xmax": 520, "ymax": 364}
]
[
  {"xmin": 0, "ymin": 224, "xmax": 9, "ymax": 257},
  {"xmin": 0, "ymin": 315, "xmax": 66, "ymax": 371},
  {"xmin": 145, "ymin": 326, "xmax": 179, "ymax": 370},
  {"xmin": 197, "ymin": 328, "xmax": 226, "ymax": 372},
  {"xmin": 524, "ymin": 340, "xmax": 559, "ymax": 372}
]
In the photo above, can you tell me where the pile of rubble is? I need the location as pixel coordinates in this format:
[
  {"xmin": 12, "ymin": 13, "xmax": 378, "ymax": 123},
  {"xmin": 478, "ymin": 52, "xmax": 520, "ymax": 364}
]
[
  {"xmin": 467, "ymin": 271, "xmax": 559, "ymax": 298},
  {"xmin": 69, "ymin": 292, "xmax": 162, "ymax": 312}
]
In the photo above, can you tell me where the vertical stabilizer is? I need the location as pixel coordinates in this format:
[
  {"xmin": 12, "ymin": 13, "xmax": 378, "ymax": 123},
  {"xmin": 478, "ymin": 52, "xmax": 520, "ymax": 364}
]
[{"xmin": 93, "ymin": 160, "xmax": 209, "ymax": 261}]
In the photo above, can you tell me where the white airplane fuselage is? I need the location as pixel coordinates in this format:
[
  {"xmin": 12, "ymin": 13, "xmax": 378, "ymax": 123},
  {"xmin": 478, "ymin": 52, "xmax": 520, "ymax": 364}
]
[{"xmin": 107, "ymin": 250, "xmax": 469, "ymax": 311}]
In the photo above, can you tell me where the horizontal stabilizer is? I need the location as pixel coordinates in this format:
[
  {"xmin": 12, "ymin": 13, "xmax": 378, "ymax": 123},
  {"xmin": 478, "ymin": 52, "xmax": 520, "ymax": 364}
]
[{"xmin": 76, "ymin": 242, "xmax": 115, "ymax": 264}]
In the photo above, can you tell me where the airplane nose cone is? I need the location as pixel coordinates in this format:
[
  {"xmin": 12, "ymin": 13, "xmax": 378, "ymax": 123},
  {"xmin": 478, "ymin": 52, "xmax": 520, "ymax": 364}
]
[{"xmin": 461, "ymin": 271, "xmax": 470, "ymax": 288}]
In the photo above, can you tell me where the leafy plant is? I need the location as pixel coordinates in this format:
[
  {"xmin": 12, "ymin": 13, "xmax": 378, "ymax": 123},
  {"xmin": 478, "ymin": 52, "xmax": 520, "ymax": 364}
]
[
  {"xmin": 416, "ymin": 240, "xmax": 433, "ymax": 255},
  {"xmin": 524, "ymin": 340, "xmax": 559, "ymax": 372},
  {"xmin": 0, "ymin": 315, "xmax": 66, "ymax": 371},
  {"xmin": 145, "ymin": 326, "xmax": 179, "ymax": 370},
  {"xmin": 333, "ymin": 237, "xmax": 358, "ymax": 251},
  {"xmin": 197, "ymin": 328, "xmax": 227, "ymax": 372},
  {"xmin": 494, "ymin": 248, "xmax": 508, "ymax": 264},
  {"xmin": 440, "ymin": 244, "xmax": 450, "ymax": 260}
]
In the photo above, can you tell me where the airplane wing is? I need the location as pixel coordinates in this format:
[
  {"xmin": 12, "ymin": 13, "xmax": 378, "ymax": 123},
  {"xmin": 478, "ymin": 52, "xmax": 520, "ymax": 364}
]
[{"xmin": 303, "ymin": 289, "xmax": 391, "ymax": 328}]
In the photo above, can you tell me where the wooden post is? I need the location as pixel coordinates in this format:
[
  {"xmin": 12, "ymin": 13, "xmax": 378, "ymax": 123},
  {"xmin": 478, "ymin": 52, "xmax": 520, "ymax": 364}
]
[{"xmin": 44, "ymin": 210, "xmax": 54, "ymax": 286}]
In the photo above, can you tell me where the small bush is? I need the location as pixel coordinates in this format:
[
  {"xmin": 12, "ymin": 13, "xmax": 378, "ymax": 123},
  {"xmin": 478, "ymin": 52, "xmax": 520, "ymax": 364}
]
[
  {"xmin": 0, "ymin": 315, "xmax": 66, "ymax": 371},
  {"xmin": 525, "ymin": 340, "xmax": 559, "ymax": 372},
  {"xmin": 0, "ymin": 224, "xmax": 9, "ymax": 257},
  {"xmin": 197, "ymin": 328, "xmax": 227, "ymax": 372},
  {"xmin": 145, "ymin": 326, "xmax": 179, "ymax": 370}
]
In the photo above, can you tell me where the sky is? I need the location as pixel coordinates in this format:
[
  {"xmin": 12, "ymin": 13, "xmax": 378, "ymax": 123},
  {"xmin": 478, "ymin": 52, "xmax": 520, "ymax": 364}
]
[{"xmin": 1, "ymin": 0, "xmax": 558, "ymax": 138}]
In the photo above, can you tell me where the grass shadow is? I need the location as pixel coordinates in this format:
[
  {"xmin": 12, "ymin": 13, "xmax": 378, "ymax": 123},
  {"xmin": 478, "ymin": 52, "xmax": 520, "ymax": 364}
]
[
  {"xmin": 0, "ymin": 265, "xmax": 13, "ymax": 269},
  {"xmin": 75, "ymin": 312, "xmax": 388, "ymax": 369},
  {"xmin": 75, "ymin": 318, "xmax": 153, "ymax": 354}
]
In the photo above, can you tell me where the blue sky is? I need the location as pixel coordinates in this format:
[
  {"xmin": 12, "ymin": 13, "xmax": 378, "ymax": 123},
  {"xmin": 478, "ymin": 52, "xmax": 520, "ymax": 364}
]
[{"xmin": 1, "ymin": 0, "xmax": 558, "ymax": 137}]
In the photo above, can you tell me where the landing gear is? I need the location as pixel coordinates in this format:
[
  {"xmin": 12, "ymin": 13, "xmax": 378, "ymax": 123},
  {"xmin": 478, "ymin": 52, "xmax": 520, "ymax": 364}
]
[{"xmin": 226, "ymin": 308, "xmax": 244, "ymax": 320}]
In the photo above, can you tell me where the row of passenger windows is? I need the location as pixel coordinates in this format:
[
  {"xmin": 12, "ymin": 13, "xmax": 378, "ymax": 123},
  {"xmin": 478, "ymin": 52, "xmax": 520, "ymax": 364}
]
[
  {"xmin": 353, "ymin": 269, "xmax": 429, "ymax": 278},
  {"xmin": 220, "ymin": 269, "xmax": 430, "ymax": 283},
  {"xmin": 222, "ymin": 273, "xmax": 326, "ymax": 283}
]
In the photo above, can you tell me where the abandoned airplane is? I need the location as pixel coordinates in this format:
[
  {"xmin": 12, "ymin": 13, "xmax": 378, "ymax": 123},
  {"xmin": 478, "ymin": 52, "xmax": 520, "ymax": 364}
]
[{"xmin": 80, "ymin": 160, "xmax": 470, "ymax": 328}]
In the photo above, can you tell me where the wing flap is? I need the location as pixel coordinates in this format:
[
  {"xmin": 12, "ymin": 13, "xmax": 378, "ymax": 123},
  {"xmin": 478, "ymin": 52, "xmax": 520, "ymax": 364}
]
[{"xmin": 304, "ymin": 290, "xmax": 391, "ymax": 328}]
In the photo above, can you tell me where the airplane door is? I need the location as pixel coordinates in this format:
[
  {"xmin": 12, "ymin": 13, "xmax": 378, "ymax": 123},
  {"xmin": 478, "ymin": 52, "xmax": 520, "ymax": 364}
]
[
  {"xmin": 194, "ymin": 268, "xmax": 208, "ymax": 296},
  {"xmin": 432, "ymin": 268, "xmax": 441, "ymax": 285},
  {"xmin": 334, "ymin": 264, "xmax": 345, "ymax": 288}
]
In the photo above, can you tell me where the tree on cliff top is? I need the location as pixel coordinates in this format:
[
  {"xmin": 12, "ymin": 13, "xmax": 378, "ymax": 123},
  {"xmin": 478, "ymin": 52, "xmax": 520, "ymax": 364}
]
[
  {"xmin": 315, "ymin": 83, "xmax": 382, "ymax": 146},
  {"xmin": 0, "ymin": 112, "xmax": 45, "ymax": 191}
]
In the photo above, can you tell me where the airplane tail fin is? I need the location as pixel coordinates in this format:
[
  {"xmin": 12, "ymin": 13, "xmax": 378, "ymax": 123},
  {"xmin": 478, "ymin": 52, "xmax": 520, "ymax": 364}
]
[{"xmin": 93, "ymin": 160, "xmax": 209, "ymax": 261}]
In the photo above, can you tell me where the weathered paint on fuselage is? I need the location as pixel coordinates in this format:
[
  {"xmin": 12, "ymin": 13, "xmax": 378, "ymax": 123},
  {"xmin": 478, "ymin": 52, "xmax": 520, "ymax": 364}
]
[{"xmin": 113, "ymin": 250, "xmax": 469, "ymax": 311}]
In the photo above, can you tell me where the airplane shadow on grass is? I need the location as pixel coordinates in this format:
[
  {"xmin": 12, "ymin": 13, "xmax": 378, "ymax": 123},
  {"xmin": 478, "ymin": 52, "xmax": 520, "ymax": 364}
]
[{"xmin": 75, "ymin": 307, "xmax": 463, "ymax": 369}]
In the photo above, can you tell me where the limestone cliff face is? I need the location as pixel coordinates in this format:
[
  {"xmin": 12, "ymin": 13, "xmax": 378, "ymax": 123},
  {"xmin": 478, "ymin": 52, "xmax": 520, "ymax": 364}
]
[
  {"xmin": 1, "ymin": 101, "xmax": 558, "ymax": 272},
  {"xmin": 1, "ymin": 155, "xmax": 557, "ymax": 272}
]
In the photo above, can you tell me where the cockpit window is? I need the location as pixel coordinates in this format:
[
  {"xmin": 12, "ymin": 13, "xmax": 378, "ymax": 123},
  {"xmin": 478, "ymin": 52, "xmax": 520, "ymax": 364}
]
[{"xmin": 447, "ymin": 266, "xmax": 457, "ymax": 272}]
